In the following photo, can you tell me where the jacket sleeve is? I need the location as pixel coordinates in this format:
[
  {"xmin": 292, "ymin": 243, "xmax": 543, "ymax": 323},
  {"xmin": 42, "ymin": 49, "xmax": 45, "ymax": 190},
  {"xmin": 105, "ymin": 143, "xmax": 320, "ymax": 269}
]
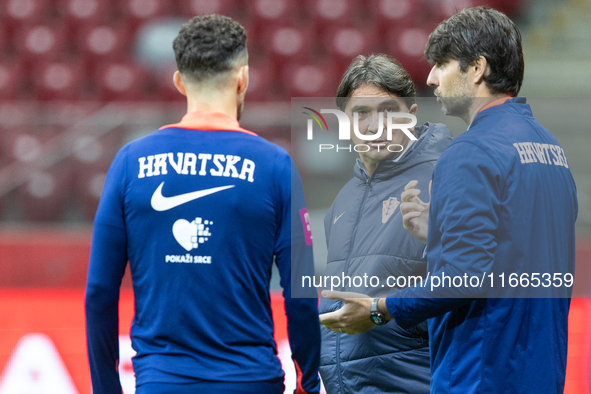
[
  {"xmin": 85, "ymin": 146, "xmax": 129, "ymax": 393},
  {"xmin": 386, "ymin": 142, "xmax": 500, "ymax": 328},
  {"xmin": 274, "ymin": 153, "xmax": 321, "ymax": 394}
]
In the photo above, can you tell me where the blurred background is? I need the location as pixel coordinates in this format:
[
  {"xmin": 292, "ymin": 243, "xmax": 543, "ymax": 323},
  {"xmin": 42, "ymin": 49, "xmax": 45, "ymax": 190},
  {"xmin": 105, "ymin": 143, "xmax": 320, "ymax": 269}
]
[{"xmin": 0, "ymin": 0, "xmax": 590, "ymax": 392}]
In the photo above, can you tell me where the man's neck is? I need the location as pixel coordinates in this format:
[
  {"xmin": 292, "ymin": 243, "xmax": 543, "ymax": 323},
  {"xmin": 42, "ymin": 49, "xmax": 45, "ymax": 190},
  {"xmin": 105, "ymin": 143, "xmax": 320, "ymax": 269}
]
[
  {"xmin": 465, "ymin": 95, "xmax": 512, "ymax": 125},
  {"xmin": 185, "ymin": 90, "xmax": 238, "ymax": 120}
]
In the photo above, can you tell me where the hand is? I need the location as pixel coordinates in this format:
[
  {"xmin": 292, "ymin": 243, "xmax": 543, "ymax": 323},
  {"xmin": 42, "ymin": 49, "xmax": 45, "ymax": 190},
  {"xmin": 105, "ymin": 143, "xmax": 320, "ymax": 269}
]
[
  {"xmin": 400, "ymin": 180, "xmax": 430, "ymax": 244},
  {"xmin": 318, "ymin": 291, "xmax": 375, "ymax": 335}
]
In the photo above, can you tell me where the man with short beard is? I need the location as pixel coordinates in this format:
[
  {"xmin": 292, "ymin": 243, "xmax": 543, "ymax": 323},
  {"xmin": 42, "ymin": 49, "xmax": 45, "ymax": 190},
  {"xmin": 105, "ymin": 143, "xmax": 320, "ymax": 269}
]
[{"xmin": 320, "ymin": 7, "xmax": 577, "ymax": 393}]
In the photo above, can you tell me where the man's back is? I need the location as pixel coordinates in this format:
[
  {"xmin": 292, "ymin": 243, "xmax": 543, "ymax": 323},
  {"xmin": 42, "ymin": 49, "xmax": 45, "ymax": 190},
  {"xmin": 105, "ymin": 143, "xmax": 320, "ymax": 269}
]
[{"xmin": 86, "ymin": 110, "xmax": 320, "ymax": 391}]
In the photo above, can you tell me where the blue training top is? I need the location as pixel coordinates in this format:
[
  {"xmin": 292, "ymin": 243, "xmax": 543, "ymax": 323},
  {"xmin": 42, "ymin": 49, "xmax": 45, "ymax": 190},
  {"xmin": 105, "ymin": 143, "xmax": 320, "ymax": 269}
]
[
  {"xmin": 85, "ymin": 110, "xmax": 321, "ymax": 393},
  {"xmin": 386, "ymin": 97, "xmax": 578, "ymax": 393}
]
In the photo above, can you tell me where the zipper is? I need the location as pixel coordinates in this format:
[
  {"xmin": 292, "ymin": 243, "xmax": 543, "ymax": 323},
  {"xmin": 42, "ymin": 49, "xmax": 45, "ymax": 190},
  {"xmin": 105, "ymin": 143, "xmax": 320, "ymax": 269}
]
[{"xmin": 336, "ymin": 166, "xmax": 374, "ymax": 393}]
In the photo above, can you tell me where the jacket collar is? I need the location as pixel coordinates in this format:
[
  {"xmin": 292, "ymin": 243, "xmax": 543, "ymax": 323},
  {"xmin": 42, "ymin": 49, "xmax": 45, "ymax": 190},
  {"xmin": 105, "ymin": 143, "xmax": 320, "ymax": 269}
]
[
  {"xmin": 160, "ymin": 110, "xmax": 257, "ymax": 136},
  {"xmin": 469, "ymin": 97, "xmax": 531, "ymax": 130}
]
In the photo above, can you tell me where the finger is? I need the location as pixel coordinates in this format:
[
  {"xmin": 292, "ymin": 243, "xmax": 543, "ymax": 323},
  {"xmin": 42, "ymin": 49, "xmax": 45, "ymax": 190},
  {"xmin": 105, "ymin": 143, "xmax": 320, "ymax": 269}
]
[
  {"xmin": 404, "ymin": 180, "xmax": 419, "ymax": 191},
  {"xmin": 429, "ymin": 180, "xmax": 432, "ymax": 198},
  {"xmin": 319, "ymin": 311, "xmax": 341, "ymax": 325},
  {"xmin": 400, "ymin": 202, "xmax": 425, "ymax": 215},
  {"xmin": 401, "ymin": 188, "xmax": 422, "ymax": 203},
  {"xmin": 402, "ymin": 211, "xmax": 423, "ymax": 221},
  {"xmin": 321, "ymin": 290, "xmax": 370, "ymax": 300}
]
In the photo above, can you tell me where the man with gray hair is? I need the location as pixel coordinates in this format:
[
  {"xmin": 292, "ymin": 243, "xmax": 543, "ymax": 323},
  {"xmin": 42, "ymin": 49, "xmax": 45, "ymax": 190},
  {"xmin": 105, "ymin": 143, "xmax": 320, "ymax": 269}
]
[{"xmin": 318, "ymin": 54, "xmax": 452, "ymax": 394}]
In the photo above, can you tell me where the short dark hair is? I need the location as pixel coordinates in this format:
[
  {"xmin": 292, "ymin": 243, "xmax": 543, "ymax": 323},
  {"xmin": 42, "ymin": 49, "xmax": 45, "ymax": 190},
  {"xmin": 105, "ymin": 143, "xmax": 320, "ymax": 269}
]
[
  {"xmin": 425, "ymin": 6, "xmax": 524, "ymax": 96},
  {"xmin": 173, "ymin": 14, "xmax": 247, "ymax": 82},
  {"xmin": 336, "ymin": 54, "xmax": 416, "ymax": 111}
]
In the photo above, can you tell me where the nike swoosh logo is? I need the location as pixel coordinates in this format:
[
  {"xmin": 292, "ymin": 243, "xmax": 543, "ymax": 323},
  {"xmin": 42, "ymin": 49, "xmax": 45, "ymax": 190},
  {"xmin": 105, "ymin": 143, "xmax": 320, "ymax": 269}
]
[
  {"xmin": 151, "ymin": 182, "xmax": 235, "ymax": 211},
  {"xmin": 334, "ymin": 211, "xmax": 346, "ymax": 224}
]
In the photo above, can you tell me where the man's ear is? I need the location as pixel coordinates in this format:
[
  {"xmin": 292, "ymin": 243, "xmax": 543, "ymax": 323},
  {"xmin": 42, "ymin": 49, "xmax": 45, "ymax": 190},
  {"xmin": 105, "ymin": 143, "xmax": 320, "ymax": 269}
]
[
  {"xmin": 173, "ymin": 71, "xmax": 187, "ymax": 97},
  {"xmin": 471, "ymin": 56, "xmax": 488, "ymax": 85},
  {"xmin": 409, "ymin": 103, "xmax": 418, "ymax": 117},
  {"xmin": 237, "ymin": 65, "xmax": 249, "ymax": 96}
]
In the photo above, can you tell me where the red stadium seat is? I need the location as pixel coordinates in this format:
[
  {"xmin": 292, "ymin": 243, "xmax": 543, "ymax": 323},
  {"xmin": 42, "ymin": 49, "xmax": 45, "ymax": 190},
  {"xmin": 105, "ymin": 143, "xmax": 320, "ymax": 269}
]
[
  {"xmin": 33, "ymin": 61, "xmax": 87, "ymax": 101},
  {"xmin": 282, "ymin": 62, "xmax": 339, "ymax": 98},
  {"xmin": 245, "ymin": 60, "xmax": 275, "ymax": 102},
  {"xmin": 78, "ymin": 24, "xmax": 130, "ymax": 64},
  {"xmin": 4, "ymin": 127, "xmax": 58, "ymax": 164},
  {"xmin": 19, "ymin": 165, "xmax": 72, "ymax": 222},
  {"xmin": 321, "ymin": 25, "xmax": 379, "ymax": 66},
  {"xmin": 308, "ymin": 0, "xmax": 360, "ymax": 23},
  {"xmin": 154, "ymin": 64, "xmax": 183, "ymax": 101},
  {"xmin": 0, "ymin": 63, "xmax": 25, "ymax": 100},
  {"xmin": 265, "ymin": 24, "xmax": 315, "ymax": 63},
  {"xmin": 119, "ymin": 0, "xmax": 175, "ymax": 28},
  {"xmin": 246, "ymin": 0, "xmax": 308, "ymax": 26},
  {"xmin": 373, "ymin": 0, "xmax": 426, "ymax": 34},
  {"xmin": 179, "ymin": 0, "xmax": 236, "ymax": 18},
  {"xmin": 436, "ymin": 0, "xmax": 474, "ymax": 20},
  {"xmin": 68, "ymin": 130, "xmax": 122, "ymax": 219},
  {"xmin": 2, "ymin": 0, "xmax": 53, "ymax": 27},
  {"xmin": 471, "ymin": 0, "xmax": 525, "ymax": 17},
  {"xmin": 94, "ymin": 62, "xmax": 149, "ymax": 101},
  {"xmin": 385, "ymin": 27, "xmax": 433, "ymax": 85},
  {"xmin": 58, "ymin": 0, "xmax": 115, "ymax": 30},
  {"xmin": 79, "ymin": 170, "xmax": 108, "ymax": 220},
  {"xmin": 13, "ymin": 24, "xmax": 69, "ymax": 65}
]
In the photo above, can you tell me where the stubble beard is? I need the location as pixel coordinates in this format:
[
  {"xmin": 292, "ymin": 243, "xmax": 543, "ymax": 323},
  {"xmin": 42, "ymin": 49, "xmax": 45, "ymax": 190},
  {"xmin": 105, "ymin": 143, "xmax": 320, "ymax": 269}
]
[{"xmin": 437, "ymin": 73, "xmax": 473, "ymax": 121}]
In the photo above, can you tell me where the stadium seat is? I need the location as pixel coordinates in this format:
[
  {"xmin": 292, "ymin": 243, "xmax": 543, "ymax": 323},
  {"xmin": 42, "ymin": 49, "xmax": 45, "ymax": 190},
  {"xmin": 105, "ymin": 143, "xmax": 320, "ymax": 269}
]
[
  {"xmin": 307, "ymin": 0, "xmax": 360, "ymax": 23},
  {"xmin": 33, "ymin": 61, "xmax": 86, "ymax": 101},
  {"xmin": 94, "ymin": 62, "xmax": 149, "ymax": 101},
  {"xmin": 0, "ymin": 62, "xmax": 25, "ymax": 100},
  {"xmin": 13, "ymin": 24, "xmax": 69, "ymax": 66},
  {"xmin": 68, "ymin": 130, "xmax": 121, "ymax": 219},
  {"xmin": 179, "ymin": 0, "xmax": 236, "ymax": 18},
  {"xmin": 436, "ymin": 0, "xmax": 474, "ymax": 20},
  {"xmin": 120, "ymin": 0, "xmax": 175, "ymax": 28},
  {"xmin": 58, "ymin": 0, "xmax": 115, "ymax": 30},
  {"xmin": 282, "ymin": 62, "xmax": 339, "ymax": 98},
  {"xmin": 321, "ymin": 25, "xmax": 379, "ymax": 66},
  {"xmin": 77, "ymin": 24, "xmax": 130, "ymax": 64},
  {"xmin": 385, "ymin": 27, "xmax": 433, "ymax": 85},
  {"xmin": 373, "ymin": 0, "xmax": 425, "ymax": 34},
  {"xmin": 266, "ymin": 24, "xmax": 314, "ymax": 63},
  {"xmin": 245, "ymin": 60, "xmax": 275, "ymax": 102},
  {"xmin": 4, "ymin": 127, "xmax": 58, "ymax": 164},
  {"xmin": 246, "ymin": 0, "xmax": 308, "ymax": 27},
  {"xmin": 154, "ymin": 64, "xmax": 183, "ymax": 101},
  {"xmin": 19, "ymin": 165, "xmax": 71, "ymax": 222},
  {"xmin": 2, "ymin": 0, "xmax": 54, "ymax": 27}
]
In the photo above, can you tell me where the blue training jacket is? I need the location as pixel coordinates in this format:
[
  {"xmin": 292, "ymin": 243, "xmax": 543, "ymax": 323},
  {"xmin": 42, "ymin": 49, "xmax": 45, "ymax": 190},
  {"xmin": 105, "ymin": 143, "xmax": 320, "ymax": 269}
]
[
  {"xmin": 85, "ymin": 110, "xmax": 321, "ymax": 393},
  {"xmin": 386, "ymin": 97, "xmax": 578, "ymax": 393}
]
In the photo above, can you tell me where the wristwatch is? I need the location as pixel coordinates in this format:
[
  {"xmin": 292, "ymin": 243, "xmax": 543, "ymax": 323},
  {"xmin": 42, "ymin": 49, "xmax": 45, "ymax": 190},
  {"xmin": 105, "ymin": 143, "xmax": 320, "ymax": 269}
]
[{"xmin": 370, "ymin": 297, "xmax": 387, "ymax": 325}]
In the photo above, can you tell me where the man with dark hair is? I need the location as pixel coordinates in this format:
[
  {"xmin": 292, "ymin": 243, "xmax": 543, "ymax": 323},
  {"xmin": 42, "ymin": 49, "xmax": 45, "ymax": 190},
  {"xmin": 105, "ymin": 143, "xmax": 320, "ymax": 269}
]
[
  {"xmin": 86, "ymin": 14, "xmax": 321, "ymax": 394},
  {"xmin": 318, "ymin": 54, "xmax": 452, "ymax": 393},
  {"xmin": 320, "ymin": 7, "xmax": 577, "ymax": 394}
]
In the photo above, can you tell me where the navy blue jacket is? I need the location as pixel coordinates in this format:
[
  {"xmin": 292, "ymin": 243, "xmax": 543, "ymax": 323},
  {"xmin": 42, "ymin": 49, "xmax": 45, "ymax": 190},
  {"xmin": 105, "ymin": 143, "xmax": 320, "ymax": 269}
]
[
  {"xmin": 319, "ymin": 122, "xmax": 452, "ymax": 393},
  {"xmin": 386, "ymin": 98, "xmax": 578, "ymax": 393}
]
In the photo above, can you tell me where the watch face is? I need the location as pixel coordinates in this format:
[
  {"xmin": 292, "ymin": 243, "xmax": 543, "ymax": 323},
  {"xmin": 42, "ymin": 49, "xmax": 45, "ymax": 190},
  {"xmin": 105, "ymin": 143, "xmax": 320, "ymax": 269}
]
[{"xmin": 371, "ymin": 313, "xmax": 386, "ymax": 325}]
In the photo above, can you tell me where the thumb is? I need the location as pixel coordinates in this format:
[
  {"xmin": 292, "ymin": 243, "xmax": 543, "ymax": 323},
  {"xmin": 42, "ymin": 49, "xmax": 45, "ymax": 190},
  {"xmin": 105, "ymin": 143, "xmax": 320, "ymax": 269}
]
[{"xmin": 429, "ymin": 180, "xmax": 432, "ymax": 200}]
